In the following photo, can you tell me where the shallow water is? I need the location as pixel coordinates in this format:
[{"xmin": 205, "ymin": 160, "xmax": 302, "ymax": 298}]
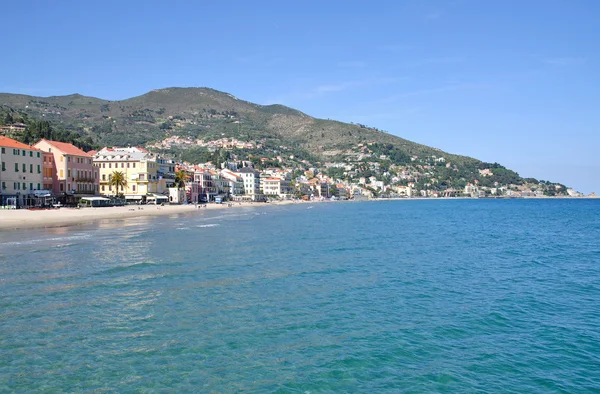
[{"xmin": 1, "ymin": 200, "xmax": 599, "ymax": 392}]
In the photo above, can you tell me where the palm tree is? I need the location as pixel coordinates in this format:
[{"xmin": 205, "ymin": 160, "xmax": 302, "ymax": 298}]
[
  {"xmin": 109, "ymin": 171, "xmax": 127, "ymax": 197},
  {"xmin": 173, "ymin": 169, "xmax": 189, "ymax": 203},
  {"xmin": 174, "ymin": 169, "xmax": 188, "ymax": 189}
]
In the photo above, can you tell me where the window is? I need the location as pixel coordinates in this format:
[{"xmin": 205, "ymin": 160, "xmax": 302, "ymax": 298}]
[
  {"xmin": 30, "ymin": 164, "xmax": 33, "ymax": 173},
  {"xmin": 121, "ymin": 163, "xmax": 124, "ymax": 168},
  {"xmin": 60, "ymin": 169, "xmax": 64, "ymax": 178},
  {"xmin": 102, "ymin": 163, "xmax": 105, "ymax": 168},
  {"xmin": 37, "ymin": 152, "xmax": 40, "ymax": 158},
  {"xmin": 67, "ymin": 157, "xmax": 71, "ymax": 162},
  {"xmin": 22, "ymin": 164, "xmax": 26, "ymax": 172},
  {"xmin": 60, "ymin": 156, "xmax": 63, "ymax": 162},
  {"xmin": 1, "ymin": 181, "xmax": 4, "ymax": 189},
  {"xmin": 102, "ymin": 174, "xmax": 106, "ymax": 181},
  {"xmin": 68, "ymin": 170, "xmax": 71, "ymax": 178},
  {"xmin": 60, "ymin": 183, "xmax": 64, "ymax": 192},
  {"xmin": 1, "ymin": 162, "xmax": 4, "ymax": 171},
  {"xmin": 37, "ymin": 183, "xmax": 40, "ymax": 190},
  {"xmin": 22, "ymin": 150, "xmax": 25, "ymax": 156},
  {"xmin": 37, "ymin": 165, "xmax": 40, "ymax": 174},
  {"xmin": 1, "ymin": 147, "xmax": 4, "ymax": 153},
  {"xmin": 29, "ymin": 151, "xmax": 33, "ymax": 157},
  {"xmin": 127, "ymin": 163, "xmax": 130, "ymax": 168},
  {"xmin": 29, "ymin": 183, "xmax": 33, "ymax": 190},
  {"xmin": 109, "ymin": 163, "xmax": 112, "ymax": 168},
  {"xmin": 22, "ymin": 183, "xmax": 26, "ymax": 190},
  {"xmin": 101, "ymin": 185, "xmax": 105, "ymax": 191},
  {"xmin": 132, "ymin": 185, "xmax": 136, "ymax": 192},
  {"xmin": 15, "ymin": 163, "xmax": 18, "ymax": 172},
  {"xmin": 133, "ymin": 163, "xmax": 136, "ymax": 168}
]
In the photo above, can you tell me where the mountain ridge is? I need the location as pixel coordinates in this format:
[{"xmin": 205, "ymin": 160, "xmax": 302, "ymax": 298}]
[{"xmin": 0, "ymin": 87, "xmax": 570, "ymax": 195}]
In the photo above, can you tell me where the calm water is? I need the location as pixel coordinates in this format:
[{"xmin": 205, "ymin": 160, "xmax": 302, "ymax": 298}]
[{"xmin": 1, "ymin": 200, "xmax": 599, "ymax": 392}]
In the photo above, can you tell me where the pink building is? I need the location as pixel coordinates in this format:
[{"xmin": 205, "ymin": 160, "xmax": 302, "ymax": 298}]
[{"xmin": 34, "ymin": 139, "xmax": 99, "ymax": 196}]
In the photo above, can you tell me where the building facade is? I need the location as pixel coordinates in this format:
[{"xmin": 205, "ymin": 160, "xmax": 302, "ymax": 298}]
[
  {"xmin": 220, "ymin": 169, "xmax": 245, "ymax": 200},
  {"xmin": 262, "ymin": 177, "xmax": 292, "ymax": 198},
  {"xmin": 94, "ymin": 147, "xmax": 161, "ymax": 202},
  {"xmin": 234, "ymin": 167, "xmax": 262, "ymax": 201},
  {"xmin": 0, "ymin": 136, "xmax": 43, "ymax": 206},
  {"xmin": 34, "ymin": 139, "xmax": 98, "ymax": 197}
]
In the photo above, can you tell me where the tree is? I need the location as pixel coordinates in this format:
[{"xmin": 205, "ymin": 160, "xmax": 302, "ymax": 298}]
[
  {"xmin": 174, "ymin": 169, "xmax": 188, "ymax": 189},
  {"xmin": 109, "ymin": 171, "xmax": 127, "ymax": 197}
]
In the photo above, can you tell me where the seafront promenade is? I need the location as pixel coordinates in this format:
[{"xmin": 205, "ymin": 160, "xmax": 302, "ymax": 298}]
[{"xmin": 0, "ymin": 200, "xmax": 302, "ymax": 231}]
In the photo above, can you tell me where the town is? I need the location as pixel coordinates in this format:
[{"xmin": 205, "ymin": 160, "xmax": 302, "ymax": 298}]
[{"xmin": 0, "ymin": 129, "xmax": 588, "ymax": 209}]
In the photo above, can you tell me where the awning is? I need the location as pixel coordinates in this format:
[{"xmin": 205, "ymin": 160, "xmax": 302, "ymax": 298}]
[
  {"xmin": 147, "ymin": 194, "xmax": 169, "ymax": 200},
  {"xmin": 125, "ymin": 195, "xmax": 143, "ymax": 200},
  {"xmin": 81, "ymin": 197, "xmax": 110, "ymax": 201}
]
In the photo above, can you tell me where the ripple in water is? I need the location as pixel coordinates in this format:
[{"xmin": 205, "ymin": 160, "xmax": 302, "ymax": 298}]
[{"xmin": 0, "ymin": 199, "xmax": 599, "ymax": 392}]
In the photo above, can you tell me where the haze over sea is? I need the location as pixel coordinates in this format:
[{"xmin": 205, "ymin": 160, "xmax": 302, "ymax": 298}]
[{"xmin": 1, "ymin": 200, "xmax": 599, "ymax": 392}]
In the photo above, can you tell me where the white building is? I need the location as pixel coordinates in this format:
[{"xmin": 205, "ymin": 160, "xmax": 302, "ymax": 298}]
[{"xmin": 233, "ymin": 167, "xmax": 262, "ymax": 201}]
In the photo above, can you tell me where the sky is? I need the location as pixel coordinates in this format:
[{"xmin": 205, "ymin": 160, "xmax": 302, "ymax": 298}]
[{"xmin": 1, "ymin": 0, "xmax": 598, "ymax": 193}]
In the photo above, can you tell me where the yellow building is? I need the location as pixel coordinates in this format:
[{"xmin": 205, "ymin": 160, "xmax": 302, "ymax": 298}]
[{"xmin": 94, "ymin": 147, "xmax": 165, "ymax": 202}]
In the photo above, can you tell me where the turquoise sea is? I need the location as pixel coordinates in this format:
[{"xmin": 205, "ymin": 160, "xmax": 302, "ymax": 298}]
[{"xmin": 1, "ymin": 199, "xmax": 599, "ymax": 392}]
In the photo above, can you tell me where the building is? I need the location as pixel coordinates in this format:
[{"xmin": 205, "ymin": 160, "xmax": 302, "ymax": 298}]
[
  {"xmin": 194, "ymin": 169, "xmax": 216, "ymax": 202},
  {"xmin": 93, "ymin": 147, "xmax": 161, "ymax": 203},
  {"xmin": 0, "ymin": 136, "xmax": 44, "ymax": 207},
  {"xmin": 0, "ymin": 123, "xmax": 27, "ymax": 139},
  {"xmin": 157, "ymin": 157, "xmax": 176, "ymax": 189},
  {"xmin": 233, "ymin": 167, "xmax": 262, "ymax": 201},
  {"xmin": 41, "ymin": 151, "xmax": 54, "ymax": 191},
  {"xmin": 262, "ymin": 177, "xmax": 292, "ymax": 199},
  {"xmin": 220, "ymin": 169, "xmax": 245, "ymax": 200},
  {"xmin": 34, "ymin": 139, "xmax": 98, "ymax": 198}
]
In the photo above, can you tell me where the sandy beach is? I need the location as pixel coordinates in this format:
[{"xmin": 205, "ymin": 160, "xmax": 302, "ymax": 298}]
[{"xmin": 0, "ymin": 200, "xmax": 302, "ymax": 231}]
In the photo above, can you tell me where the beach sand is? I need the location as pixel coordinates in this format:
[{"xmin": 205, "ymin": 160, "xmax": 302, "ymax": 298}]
[{"xmin": 0, "ymin": 200, "xmax": 302, "ymax": 231}]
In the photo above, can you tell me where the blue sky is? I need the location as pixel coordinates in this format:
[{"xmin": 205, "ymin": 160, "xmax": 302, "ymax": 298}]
[{"xmin": 2, "ymin": 0, "xmax": 598, "ymax": 193}]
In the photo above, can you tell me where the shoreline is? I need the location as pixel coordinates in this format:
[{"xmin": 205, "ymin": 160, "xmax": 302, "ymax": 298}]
[
  {"xmin": 0, "ymin": 200, "xmax": 304, "ymax": 231},
  {"xmin": 0, "ymin": 196, "xmax": 596, "ymax": 231}
]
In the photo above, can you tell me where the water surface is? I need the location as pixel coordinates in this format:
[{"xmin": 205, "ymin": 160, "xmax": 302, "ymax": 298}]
[{"xmin": 1, "ymin": 200, "xmax": 599, "ymax": 392}]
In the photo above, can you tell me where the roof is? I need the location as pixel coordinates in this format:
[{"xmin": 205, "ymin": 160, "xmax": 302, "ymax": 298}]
[
  {"xmin": 0, "ymin": 136, "xmax": 40, "ymax": 151},
  {"xmin": 38, "ymin": 139, "xmax": 91, "ymax": 157}
]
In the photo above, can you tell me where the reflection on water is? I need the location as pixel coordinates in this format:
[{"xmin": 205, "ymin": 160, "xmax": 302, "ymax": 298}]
[{"xmin": 1, "ymin": 201, "xmax": 599, "ymax": 392}]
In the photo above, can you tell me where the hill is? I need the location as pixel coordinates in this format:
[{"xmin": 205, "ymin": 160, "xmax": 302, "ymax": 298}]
[{"xmin": 0, "ymin": 87, "xmax": 569, "ymax": 195}]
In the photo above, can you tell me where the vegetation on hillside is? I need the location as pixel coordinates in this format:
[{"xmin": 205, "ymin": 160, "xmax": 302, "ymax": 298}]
[{"xmin": 0, "ymin": 88, "xmax": 569, "ymax": 192}]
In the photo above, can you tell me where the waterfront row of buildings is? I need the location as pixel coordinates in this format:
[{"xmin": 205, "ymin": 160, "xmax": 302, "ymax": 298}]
[{"xmin": 0, "ymin": 136, "xmax": 303, "ymax": 207}]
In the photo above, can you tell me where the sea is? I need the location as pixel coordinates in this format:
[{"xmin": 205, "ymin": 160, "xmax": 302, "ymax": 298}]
[{"xmin": 0, "ymin": 199, "xmax": 599, "ymax": 393}]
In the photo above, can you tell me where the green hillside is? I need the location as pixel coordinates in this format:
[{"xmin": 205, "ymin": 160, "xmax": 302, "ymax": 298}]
[{"xmin": 0, "ymin": 87, "xmax": 568, "ymax": 195}]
